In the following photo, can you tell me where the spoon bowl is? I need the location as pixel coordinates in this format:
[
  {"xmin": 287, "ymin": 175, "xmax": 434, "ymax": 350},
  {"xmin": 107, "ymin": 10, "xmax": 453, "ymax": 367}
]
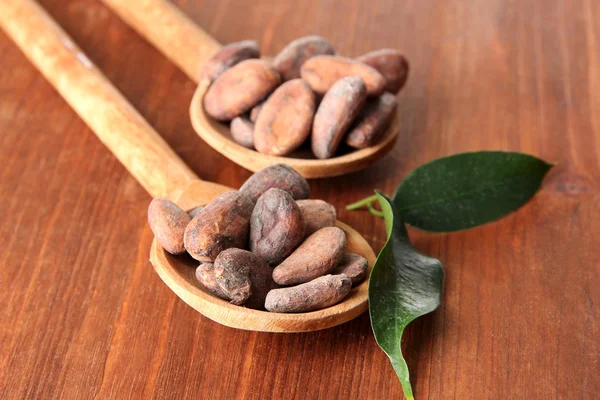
[
  {"xmin": 98, "ymin": 0, "xmax": 401, "ymax": 178},
  {"xmin": 150, "ymin": 180, "xmax": 376, "ymax": 332},
  {"xmin": 190, "ymin": 80, "xmax": 400, "ymax": 178}
]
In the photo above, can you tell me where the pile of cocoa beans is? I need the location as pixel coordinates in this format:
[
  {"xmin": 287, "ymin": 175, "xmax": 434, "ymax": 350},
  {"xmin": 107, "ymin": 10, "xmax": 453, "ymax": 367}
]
[
  {"xmin": 147, "ymin": 164, "xmax": 368, "ymax": 313},
  {"xmin": 200, "ymin": 36, "xmax": 408, "ymax": 159}
]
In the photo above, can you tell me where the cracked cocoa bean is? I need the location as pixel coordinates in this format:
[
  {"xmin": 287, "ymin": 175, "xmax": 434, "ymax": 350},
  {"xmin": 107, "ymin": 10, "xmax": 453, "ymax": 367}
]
[
  {"xmin": 214, "ymin": 248, "xmax": 275, "ymax": 308},
  {"xmin": 195, "ymin": 262, "xmax": 230, "ymax": 300}
]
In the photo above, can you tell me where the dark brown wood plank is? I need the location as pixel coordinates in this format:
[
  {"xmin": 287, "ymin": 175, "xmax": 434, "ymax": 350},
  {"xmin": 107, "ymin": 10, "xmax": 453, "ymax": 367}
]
[{"xmin": 0, "ymin": 0, "xmax": 598, "ymax": 399}]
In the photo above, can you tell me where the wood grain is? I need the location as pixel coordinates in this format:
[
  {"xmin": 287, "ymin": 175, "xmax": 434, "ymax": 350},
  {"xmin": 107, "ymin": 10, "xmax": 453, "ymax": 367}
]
[
  {"xmin": 100, "ymin": 0, "xmax": 220, "ymax": 82},
  {"xmin": 0, "ymin": 0, "xmax": 598, "ymax": 399},
  {"xmin": 0, "ymin": 0, "xmax": 198, "ymax": 200}
]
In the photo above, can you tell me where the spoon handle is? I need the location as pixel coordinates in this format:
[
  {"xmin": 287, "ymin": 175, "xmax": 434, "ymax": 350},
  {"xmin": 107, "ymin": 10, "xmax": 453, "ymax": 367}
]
[
  {"xmin": 0, "ymin": 0, "xmax": 198, "ymax": 200},
  {"xmin": 101, "ymin": 0, "xmax": 221, "ymax": 83}
]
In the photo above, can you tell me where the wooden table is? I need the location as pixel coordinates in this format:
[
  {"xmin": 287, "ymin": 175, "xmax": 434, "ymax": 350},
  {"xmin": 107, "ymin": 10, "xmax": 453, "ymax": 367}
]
[{"xmin": 1, "ymin": 0, "xmax": 598, "ymax": 398}]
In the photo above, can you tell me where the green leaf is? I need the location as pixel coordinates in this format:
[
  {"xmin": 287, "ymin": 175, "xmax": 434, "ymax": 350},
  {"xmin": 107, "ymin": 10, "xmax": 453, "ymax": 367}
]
[
  {"xmin": 369, "ymin": 192, "xmax": 444, "ymax": 400},
  {"xmin": 393, "ymin": 151, "xmax": 553, "ymax": 232}
]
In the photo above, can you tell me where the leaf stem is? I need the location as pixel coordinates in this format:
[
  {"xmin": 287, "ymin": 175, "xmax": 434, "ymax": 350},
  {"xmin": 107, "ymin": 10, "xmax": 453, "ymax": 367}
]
[
  {"xmin": 367, "ymin": 203, "xmax": 385, "ymax": 217},
  {"xmin": 403, "ymin": 385, "xmax": 414, "ymax": 400},
  {"xmin": 346, "ymin": 194, "xmax": 379, "ymax": 211}
]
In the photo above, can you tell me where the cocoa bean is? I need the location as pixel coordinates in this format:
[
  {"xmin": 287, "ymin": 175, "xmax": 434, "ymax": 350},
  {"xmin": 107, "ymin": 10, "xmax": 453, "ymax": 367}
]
[
  {"xmin": 311, "ymin": 76, "xmax": 367, "ymax": 159},
  {"xmin": 214, "ymin": 248, "xmax": 275, "ymax": 309},
  {"xmin": 300, "ymin": 55, "xmax": 385, "ymax": 96},
  {"xmin": 272, "ymin": 226, "xmax": 347, "ymax": 285},
  {"xmin": 204, "ymin": 59, "xmax": 280, "ymax": 121},
  {"xmin": 254, "ymin": 79, "xmax": 315, "ymax": 156},
  {"xmin": 230, "ymin": 116, "xmax": 255, "ymax": 149},
  {"xmin": 273, "ymin": 36, "xmax": 335, "ymax": 81},
  {"xmin": 249, "ymin": 100, "xmax": 265, "ymax": 122},
  {"xmin": 356, "ymin": 49, "xmax": 409, "ymax": 93},
  {"xmin": 201, "ymin": 40, "xmax": 260, "ymax": 82},
  {"xmin": 147, "ymin": 198, "xmax": 190, "ymax": 255},
  {"xmin": 296, "ymin": 199, "xmax": 336, "ymax": 236},
  {"xmin": 184, "ymin": 191, "xmax": 254, "ymax": 262},
  {"xmin": 250, "ymin": 188, "xmax": 305, "ymax": 265},
  {"xmin": 265, "ymin": 274, "xmax": 352, "ymax": 313},
  {"xmin": 240, "ymin": 163, "xmax": 310, "ymax": 203},
  {"xmin": 188, "ymin": 205, "xmax": 204, "ymax": 219},
  {"xmin": 195, "ymin": 262, "xmax": 230, "ymax": 300},
  {"xmin": 345, "ymin": 92, "xmax": 397, "ymax": 149},
  {"xmin": 331, "ymin": 253, "xmax": 368, "ymax": 286}
]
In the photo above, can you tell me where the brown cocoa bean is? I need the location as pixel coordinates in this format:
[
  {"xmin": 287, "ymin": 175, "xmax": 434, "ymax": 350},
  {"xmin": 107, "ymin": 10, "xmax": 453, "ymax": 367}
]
[
  {"xmin": 265, "ymin": 274, "xmax": 352, "ymax": 313},
  {"xmin": 213, "ymin": 250, "xmax": 252, "ymax": 305},
  {"xmin": 311, "ymin": 76, "xmax": 367, "ymax": 159},
  {"xmin": 147, "ymin": 198, "xmax": 190, "ymax": 255},
  {"xmin": 230, "ymin": 116, "xmax": 255, "ymax": 149},
  {"xmin": 240, "ymin": 163, "xmax": 310, "ymax": 203},
  {"xmin": 250, "ymin": 188, "xmax": 305, "ymax": 265},
  {"xmin": 296, "ymin": 199, "xmax": 336, "ymax": 236},
  {"xmin": 214, "ymin": 248, "xmax": 275, "ymax": 308},
  {"xmin": 300, "ymin": 55, "xmax": 385, "ymax": 96},
  {"xmin": 356, "ymin": 49, "xmax": 409, "ymax": 93},
  {"xmin": 254, "ymin": 79, "xmax": 316, "ymax": 156},
  {"xmin": 345, "ymin": 92, "xmax": 398, "ymax": 149},
  {"xmin": 195, "ymin": 262, "xmax": 230, "ymax": 300},
  {"xmin": 272, "ymin": 226, "xmax": 347, "ymax": 285},
  {"xmin": 188, "ymin": 205, "xmax": 204, "ymax": 219},
  {"xmin": 200, "ymin": 40, "xmax": 260, "ymax": 82},
  {"xmin": 273, "ymin": 36, "xmax": 335, "ymax": 81},
  {"xmin": 332, "ymin": 253, "xmax": 368, "ymax": 286},
  {"xmin": 204, "ymin": 59, "xmax": 281, "ymax": 121},
  {"xmin": 249, "ymin": 100, "xmax": 265, "ymax": 122},
  {"xmin": 184, "ymin": 191, "xmax": 254, "ymax": 262}
]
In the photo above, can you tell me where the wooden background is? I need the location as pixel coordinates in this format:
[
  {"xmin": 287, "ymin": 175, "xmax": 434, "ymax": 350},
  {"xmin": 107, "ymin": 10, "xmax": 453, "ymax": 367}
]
[{"xmin": 1, "ymin": 0, "xmax": 598, "ymax": 399}]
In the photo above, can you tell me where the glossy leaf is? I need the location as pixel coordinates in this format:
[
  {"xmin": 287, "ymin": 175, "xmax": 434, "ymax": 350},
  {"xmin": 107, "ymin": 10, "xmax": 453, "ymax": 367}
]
[
  {"xmin": 369, "ymin": 192, "xmax": 444, "ymax": 399},
  {"xmin": 393, "ymin": 151, "xmax": 553, "ymax": 232}
]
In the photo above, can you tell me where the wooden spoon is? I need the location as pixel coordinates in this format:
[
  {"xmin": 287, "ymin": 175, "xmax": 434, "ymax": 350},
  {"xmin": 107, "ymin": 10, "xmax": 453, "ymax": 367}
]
[
  {"xmin": 101, "ymin": 0, "xmax": 401, "ymax": 178},
  {"xmin": 0, "ymin": 0, "xmax": 376, "ymax": 332}
]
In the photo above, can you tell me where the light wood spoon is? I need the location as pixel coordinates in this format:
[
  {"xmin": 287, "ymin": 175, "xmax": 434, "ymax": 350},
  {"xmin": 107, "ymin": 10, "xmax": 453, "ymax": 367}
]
[
  {"xmin": 0, "ymin": 0, "xmax": 376, "ymax": 332},
  {"xmin": 101, "ymin": 0, "xmax": 401, "ymax": 178}
]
